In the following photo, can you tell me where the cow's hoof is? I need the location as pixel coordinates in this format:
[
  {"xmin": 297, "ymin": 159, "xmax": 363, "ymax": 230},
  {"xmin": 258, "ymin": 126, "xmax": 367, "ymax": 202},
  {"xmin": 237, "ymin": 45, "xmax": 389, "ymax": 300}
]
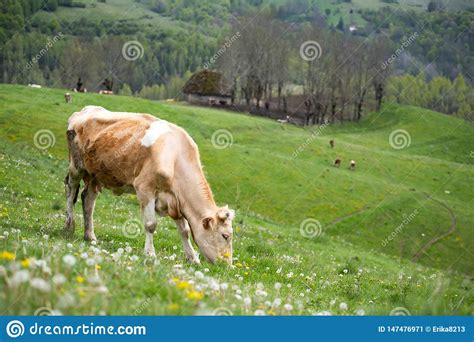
[
  {"xmin": 186, "ymin": 254, "xmax": 200, "ymax": 264},
  {"xmin": 145, "ymin": 250, "xmax": 156, "ymax": 258},
  {"xmin": 84, "ymin": 233, "xmax": 97, "ymax": 242}
]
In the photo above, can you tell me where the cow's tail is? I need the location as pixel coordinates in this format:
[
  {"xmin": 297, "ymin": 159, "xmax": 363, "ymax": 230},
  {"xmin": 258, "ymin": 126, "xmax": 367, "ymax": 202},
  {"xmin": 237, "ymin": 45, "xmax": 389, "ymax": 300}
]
[{"xmin": 65, "ymin": 129, "xmax": 81, "ymax": 204}]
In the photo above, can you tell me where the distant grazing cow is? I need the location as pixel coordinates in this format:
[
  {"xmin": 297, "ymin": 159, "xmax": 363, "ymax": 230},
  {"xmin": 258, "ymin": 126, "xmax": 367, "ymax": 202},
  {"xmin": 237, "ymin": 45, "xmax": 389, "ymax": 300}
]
[
  {"xmin": 64, "ymin": 106, "xmax": 234, "ymax": 264},
  {"xmin": 99, "ymin": 90, "xmax": 113, "ymax": 95},
  {"xmin": 334, "ymin": 159, "xmax": 341, "ymax": 168},
  {"xmin": 350, "ymin": 160, "xmax": 356, "ymax": 171},
  {"xmin": 28, "ymin": 84, "xmax": 42, "ymax": 88},
  {"xmin": 329, "ymin": 140, "xmax": 334, "ymax": 148},
  {"xmin": 65, "ymin": 93, "xmax": 72, "ymax": 103}
]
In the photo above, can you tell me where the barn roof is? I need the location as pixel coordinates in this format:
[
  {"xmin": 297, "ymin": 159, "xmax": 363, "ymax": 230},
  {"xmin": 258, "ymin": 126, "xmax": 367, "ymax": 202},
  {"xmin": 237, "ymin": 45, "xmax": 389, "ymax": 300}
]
[{"xmin": 182, "ymin": 70, "xmax": 231, "ymax": 97}]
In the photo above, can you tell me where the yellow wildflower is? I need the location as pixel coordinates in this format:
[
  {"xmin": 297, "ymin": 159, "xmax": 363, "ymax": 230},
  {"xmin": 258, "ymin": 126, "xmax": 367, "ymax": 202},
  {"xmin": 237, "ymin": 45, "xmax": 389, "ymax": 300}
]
[
  {"xmin": 171, "ymin": 277, "xmax": 180, "ymax": 283},
  {"xmin": 176, "ymin": 280, "xmax": 192, "ymax": 290},
  {"xmin": 20, "ymin": 258, "xmax": 30, "ymax": 268},
  {"xmin": 222, "ymin": 251, "xmax": 231, "ymax": 258},
  {"xmin": 0, "ymin": 251, "xmax": 15, "ymax": 261},
  {"xmin": 167, "ymin": 303, "xmax": 179, "ymax": 311},
  {"xmin": 235, "ymin": 262, "xmax": 242, "ymax": 268},
  {"xmin": 186, "ymin": 290, "xmax": 204, "ymax": 301},
  {"xmin": 76, "ymin": 275, "xmax": 85, "ymax": 284},
  {"xmin": 95, "ymin": 264, "xmax": 101, "ymax": 270}
]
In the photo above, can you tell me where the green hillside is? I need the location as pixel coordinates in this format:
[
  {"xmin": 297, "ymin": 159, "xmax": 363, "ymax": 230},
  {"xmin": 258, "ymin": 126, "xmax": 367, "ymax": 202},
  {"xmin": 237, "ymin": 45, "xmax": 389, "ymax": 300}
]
[{"xmin": 0, "ymin": 84, "xmax": 472, "ymax": 315}]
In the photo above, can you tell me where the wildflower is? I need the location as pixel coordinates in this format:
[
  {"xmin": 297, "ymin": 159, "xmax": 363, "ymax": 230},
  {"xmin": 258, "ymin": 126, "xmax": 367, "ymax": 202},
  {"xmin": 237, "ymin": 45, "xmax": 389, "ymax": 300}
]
[
  {"xmin": 284, "ymin": 304, "xmax": 293, "ymax": 311},
  {"xmin": 58, "ymin": 293, "xmax": 76, "ymax": 308},
  {"xmin": 194, "ymin": 271, "xmax": 204, "ymax": 279},
  {"xmin": 314, "ymin": 311, "xmax": 332, "ymax": 316},
  {"xmin": 167, "ymin": 303, "xmax": 179, "ymax": 311},
  {"xmin": 80, "ymin": 252, "xmax": 88, "ymax": 259},
  {"xmin": 204, "ymin": 268, "xmax": 210, "ymax": 273},
  {"xmin": 117, "ymin": 248, "xmax": 124, "ymax": 255},
  {"xmin": 130, "ymin": 255, "xmax": 139, "ymax": 262},
  {"xmin": 10, "ymin": 270, "xmax": 30, "ymax": 287},
  {"xmin": 186, "ymin": 290, "xmax": 204, "ymax": 301},
  {"xmin": 273, "ymin": 298, "xmax": 282, "ymax": 307},
  {"xmin": 97, "ymin": 286, "xmax": 108, "ymax": 293},
  {"xmin": 255, "ymin": 290, "xmax": 267, "ymax": 297},
  {"xmin": 91, "ymin": 240, "xmax": 97, "ymax": 246},
  {"xmin": 220, "ymin": 283, "xmax": 229, "ymax": 291},
  {"xmin": 76, "ymin": 276, "xmax": 85, "ymax": 284},
  {"xmin": 62, "ymin": 254, "xmax": 76, "ymax": 267},
  {"xmin": 66, "ymin": 243, "xmax": 73, "ymax": 249},
  {"xmin": 20, "ymin": 258, "xmax": 30, "ymax": 268},
  {"xmin": 339, "ymin": 302, "xmax": 348, "ymax": 311},
  {"xmin": 235, "ymin": 262, "xmax": 242, "ymax": 267},
  {"xmin": 176, "ymin": 281, "xmax": 192, "ymax": 290},
  {"xmin": 355, "ymin": 309, "xmax": 365, "ymax": 316},
  {"xmin": 0, "ymin": 251, "xmax": 15, "ymax": 261},
  {"xmin": 125, "ymin": 246, "xmax": 132, "ymax": 253},
  {"xmin": 286, "ymin": 272, "xmax": 294, "ymax": 278},
  {"xmin": 43, "ymin": 234, "xmax": 49, "ymax": 240},
  {"xmin": 52, "ymin": 274, "xmax": 66, "ymax": 286},
  {"xmin": 30, "ymin": 278, "xmax": 51, "ymax": 293},
  {"xmin": 254, "ymin": 310, "xmax": 265, "ymax": 316},
  {"xmin": 86, "ymin": 258, "xmax": 95, "ymax": 267},
  {"xmin": 274, "ymin": 282, "xmax": 282, "ymax": 290},
  {"xmin": 243, "ymin": 297, "xmax": 252, "ymax": 307},
  {"xmin": 222, "ymin": 251, "xmax": 231, "ymax": 258}
]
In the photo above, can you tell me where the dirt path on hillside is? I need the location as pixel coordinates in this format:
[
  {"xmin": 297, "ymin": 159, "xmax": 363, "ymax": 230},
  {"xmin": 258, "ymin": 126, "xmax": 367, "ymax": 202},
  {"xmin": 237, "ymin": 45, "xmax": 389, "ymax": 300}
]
[
  {"xmin": 412, "ymin": 193, "xmax": 457, "ymax": 261},
  {"xmin": 325, "ymin": 205, "xmax": 370, "ymax": 229}
]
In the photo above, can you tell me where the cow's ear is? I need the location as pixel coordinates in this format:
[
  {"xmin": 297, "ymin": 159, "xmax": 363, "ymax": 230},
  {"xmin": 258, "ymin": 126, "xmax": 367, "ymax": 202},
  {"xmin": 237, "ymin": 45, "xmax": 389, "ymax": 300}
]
[{"xmin": 202, "ymin": 217, "xmax": 215, "ymax": 230}]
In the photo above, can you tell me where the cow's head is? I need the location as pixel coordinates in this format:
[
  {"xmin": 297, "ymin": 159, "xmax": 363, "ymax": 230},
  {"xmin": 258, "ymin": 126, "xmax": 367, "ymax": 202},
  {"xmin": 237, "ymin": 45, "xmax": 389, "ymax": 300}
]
[{"xmin": 194, "ymin": 206, "xmax": 234, "ymax": 265}]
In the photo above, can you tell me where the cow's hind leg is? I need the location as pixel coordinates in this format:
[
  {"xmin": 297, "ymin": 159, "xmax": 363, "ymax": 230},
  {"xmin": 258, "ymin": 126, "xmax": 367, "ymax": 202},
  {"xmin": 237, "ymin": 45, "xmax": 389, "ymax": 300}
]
[
  {"xmin": 81, "ymin": 179, "xmax": 99, "ymax": 241},
  {"xmin": 64, "ymin": 172, "xmax": 81, "ymax": 236},
  {"xmin": 175, "ymin": 218, "xmax": 200, "ymax": 264}
]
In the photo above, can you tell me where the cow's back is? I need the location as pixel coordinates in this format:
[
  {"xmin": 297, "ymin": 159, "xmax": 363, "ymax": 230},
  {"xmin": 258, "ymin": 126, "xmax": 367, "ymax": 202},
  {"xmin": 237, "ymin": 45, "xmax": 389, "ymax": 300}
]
[{"xmin": 68, "ymin": 106, "xmax": 176, "ymax": 191}]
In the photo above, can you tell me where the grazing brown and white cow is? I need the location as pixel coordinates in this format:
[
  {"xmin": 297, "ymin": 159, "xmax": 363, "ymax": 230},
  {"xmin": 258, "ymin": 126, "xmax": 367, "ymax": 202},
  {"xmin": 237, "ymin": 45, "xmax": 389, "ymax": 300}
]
[{"xmin": 64, "ymin": 106, "xmax": 234, "ymax": 264}]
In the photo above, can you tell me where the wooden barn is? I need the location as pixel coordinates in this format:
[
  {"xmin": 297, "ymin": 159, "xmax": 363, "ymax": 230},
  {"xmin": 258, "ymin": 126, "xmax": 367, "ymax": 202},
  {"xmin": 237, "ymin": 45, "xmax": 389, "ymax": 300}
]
[{"xmin": 182, "ymin": 70, "xmax": 232, "ymax": 106}]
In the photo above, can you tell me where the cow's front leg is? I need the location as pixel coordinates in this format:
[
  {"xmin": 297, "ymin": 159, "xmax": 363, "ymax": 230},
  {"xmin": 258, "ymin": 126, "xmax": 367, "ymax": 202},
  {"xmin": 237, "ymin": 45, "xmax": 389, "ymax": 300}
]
[
  {"xmin": 139, "ymin": 196, "xmax": 157, "ymax": 257},
  {"xmin": 81, "ymin": 182, "xmax": 99, "ymax": 241},
  {"xmin": 175, "ymin": 218, "xmax": 200, "ymax": 264}
]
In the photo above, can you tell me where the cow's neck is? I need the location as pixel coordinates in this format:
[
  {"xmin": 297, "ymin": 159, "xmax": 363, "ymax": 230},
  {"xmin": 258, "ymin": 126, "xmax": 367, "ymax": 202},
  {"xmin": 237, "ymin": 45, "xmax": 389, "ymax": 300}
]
[{"xmin": 175, "ymin": 165, "xmax": 217, "ymax": 226}]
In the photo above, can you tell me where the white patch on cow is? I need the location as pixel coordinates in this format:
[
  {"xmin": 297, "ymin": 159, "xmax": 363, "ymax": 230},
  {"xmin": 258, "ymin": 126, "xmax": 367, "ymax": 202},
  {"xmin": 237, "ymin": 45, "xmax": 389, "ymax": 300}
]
[{"xmin": 141, "ymin": 120, "xmax": 170, "ymax": 147}]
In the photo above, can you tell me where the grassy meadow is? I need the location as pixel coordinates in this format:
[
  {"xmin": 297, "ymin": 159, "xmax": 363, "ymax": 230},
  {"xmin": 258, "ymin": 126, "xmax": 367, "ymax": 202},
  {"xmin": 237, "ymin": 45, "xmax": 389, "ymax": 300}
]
[{"xmin": 0, "ymin": 84, "xmax": 472, "ymax": 315}]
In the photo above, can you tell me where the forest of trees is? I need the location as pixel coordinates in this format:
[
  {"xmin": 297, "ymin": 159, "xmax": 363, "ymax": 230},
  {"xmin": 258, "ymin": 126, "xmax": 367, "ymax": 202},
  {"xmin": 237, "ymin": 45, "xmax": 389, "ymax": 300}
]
[{"xmin": 0, "ymin": 0, "xmax": 472, "ymax": 121}]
